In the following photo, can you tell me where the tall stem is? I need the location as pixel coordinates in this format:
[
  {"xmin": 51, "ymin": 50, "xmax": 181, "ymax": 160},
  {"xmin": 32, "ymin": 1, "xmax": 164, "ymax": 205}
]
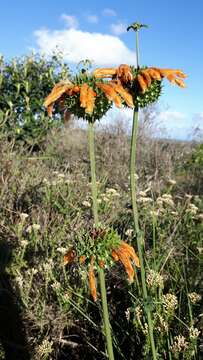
[
  {"xmin": 88, "ymin": 122, "xmax": 115, "ymax": 360},
  {"xmin": 130, "ymin": 29, "xmax": 157, "ymax": 360},
  {"xmin": 130, "ymin": 109, "xmax": 157, "ymax": 360}
]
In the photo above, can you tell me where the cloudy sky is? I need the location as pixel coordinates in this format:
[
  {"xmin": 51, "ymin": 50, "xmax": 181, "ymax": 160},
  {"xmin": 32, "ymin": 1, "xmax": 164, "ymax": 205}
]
[{"xmin": 1, "ymin": 0, "xmax": 202, "ymax": 139}]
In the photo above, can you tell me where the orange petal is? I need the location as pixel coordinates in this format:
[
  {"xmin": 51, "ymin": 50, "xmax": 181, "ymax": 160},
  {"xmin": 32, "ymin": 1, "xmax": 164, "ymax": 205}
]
[
  {"xmin": 89, "ymin": 256, "xmax": 97, "ymax": 301},
  {"xmin": 110, "ymin": 82, "xmax": 134, "ymax": 108},
  {"xmin": 64, "ymin": 248, "xmax": 76, "ymax": 265},
  {"xmin": 85, "ymin": 87, "xmax": 96, "ymax": 114},
  {"xmin": 114, "ymin": 248, "xmax": 135, "ymax": 283},
  {"xmin": 174, "ymin": 78, "xmax": 186, "ymax": 88},
  {"xmin": 174, "ymin": 70, "xmax": 187, "ymax": 78},
  {"xmin": 166, "ymin": 73, "xmax": 177, "ymax": 83},
  {"xmin": 93, "ymin": 68, "xmax": 117, "ymax": 79},
  {"xmin": 140, "ymin": 70, "xmax": 152, "ymax": 87},
  {"xmin": 97, "ymin": 83, "xmax": 122, "ymax": 108},
  {"xmin": 80, "ymin": 83, "xmax": 89, "ymax": 108},
  {"xmin": 44, "ymin": 80, "xmax": 73, "ymax": 108},
  {"xmin": 112, "ymin": 249, "xmax": 120, "ymax": 262},
  {"xmin": 79, "ymin": 255, "xmax": 86, "ymax": 264},
  {"xmin": 116, "ymin": 64, "xmax": 133, "ymax": 83},
  {"xmin": 147, "ymin": 68, "xmax": 162, "ymax": 80},
  {"xmin": 120, "ymin": 241, "xmax": 140, "ymax": 268},
  {"xmin": 47, "ymin": 103, "xmax": 54, "ymax": 117},
  {"xmin": 137, "ymin": 74, "xmax": 148, "ymax": 93}
]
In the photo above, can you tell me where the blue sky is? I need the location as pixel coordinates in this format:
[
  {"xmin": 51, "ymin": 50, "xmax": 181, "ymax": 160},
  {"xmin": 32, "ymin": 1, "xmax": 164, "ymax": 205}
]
[{"xmin": 1, "ymin": 0, "xmax": 203, "ymax": 139}]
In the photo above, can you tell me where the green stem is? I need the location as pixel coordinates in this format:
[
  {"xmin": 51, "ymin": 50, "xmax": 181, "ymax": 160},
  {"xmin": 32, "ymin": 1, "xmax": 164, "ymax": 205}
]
[
  {"xmin": 130, "ymin": 108, "xmax": 157, "ymax": 360},
  {"xmin": 136, "ymin": 31, "xmax": 140, "ymax": 68},
  {"xmin": 88, "ymin": 122, "xmax": 115, "ymax": 360}
]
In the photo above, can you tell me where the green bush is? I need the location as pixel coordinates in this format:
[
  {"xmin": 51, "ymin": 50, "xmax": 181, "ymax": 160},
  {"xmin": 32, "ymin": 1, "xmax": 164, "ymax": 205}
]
[{"xmin": 0, "ymin": 53, "xmax": 69, "ymax": 148}]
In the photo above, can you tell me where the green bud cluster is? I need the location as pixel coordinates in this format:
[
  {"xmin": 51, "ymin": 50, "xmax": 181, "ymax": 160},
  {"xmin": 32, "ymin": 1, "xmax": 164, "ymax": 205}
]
[
  {"xmin": 130, "ymin": 66, "xmax": 162, "ymax": 108},
  {"xmin": 63, "ymin": 73, "xmax": 112, "ymax": 122}
]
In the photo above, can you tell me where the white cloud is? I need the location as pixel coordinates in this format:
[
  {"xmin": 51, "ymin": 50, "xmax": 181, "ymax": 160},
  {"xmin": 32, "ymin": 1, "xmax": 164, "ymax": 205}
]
[
  {"xmin": 102, "ymin": 8, "xmax": 117, "ymax": 17},
  {"xmin": 34, "ymin": 28, "xmax": 136, "ymax": 66},
  {"xmin": 111, "ymin": 23, "xmax": 126, "ymax": 36},
  {"xmin": 86, "ymin": 14, "xmax": 99, "ymax": 24},
  {"xmin": 61, "ymin": 14, "xmax": 79, "ymax": 29}
]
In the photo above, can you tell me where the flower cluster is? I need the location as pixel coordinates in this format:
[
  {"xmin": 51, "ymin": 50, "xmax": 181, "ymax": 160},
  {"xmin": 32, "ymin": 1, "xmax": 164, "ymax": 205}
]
[
  {"xmin": 93, "ymin": 64, "xmax": 187, "ymax": 108},
  {"xmin": 63, "ymin": 227, "xmax": 140, "ymax": 301},
  {"xmin": 44, "ymin": 64, "xmax": 187, "ymax": 120}
]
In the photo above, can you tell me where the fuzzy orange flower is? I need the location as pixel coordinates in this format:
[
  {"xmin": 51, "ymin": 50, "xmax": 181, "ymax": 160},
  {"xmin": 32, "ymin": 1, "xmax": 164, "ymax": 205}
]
[
  {"xmin": 89, "ymin": 256, "xmax": 97, "ymax": 302},
  {"xmin": 112, "ymin": 241, "xmax": 140, "ymax": 283}
]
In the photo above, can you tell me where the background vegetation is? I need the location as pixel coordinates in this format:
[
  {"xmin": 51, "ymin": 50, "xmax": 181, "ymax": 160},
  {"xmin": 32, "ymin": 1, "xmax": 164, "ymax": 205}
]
[{"xmin": 0, "ymin": 54, "xmax": 202, "ymax": 359}]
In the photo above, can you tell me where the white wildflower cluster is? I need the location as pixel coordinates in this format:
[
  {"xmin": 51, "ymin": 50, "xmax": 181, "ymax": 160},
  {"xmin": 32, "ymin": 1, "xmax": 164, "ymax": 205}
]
[
  {"xmin": 125, "ymin": 308, "xmax": 130, "ymax": 321},
  {"xmin": 155, "ymin": 314, "xmax": 169, "ymax": 333},
  {"xmin": 19, "ymin": 213, "xmax": 29, "ymax": 222},
  {"xmin": 170, "ymin": 335, "xmax": 188, "ymax": 354},
  {"xmin": 43, "ymin": 171, "xmax": 71, "ymax": 187},
  {"xmin": 135, "ymin": 305, "xmax": 143, "ymax": 321},
  {"xmin": 146, "ymin": 269, "xmax": 164, "ymax": 289},
  {"xmin": 188, "ymin": 292, "xmax": 202, "ymax": 304},
  {"xmin": 189, "ymin": 326, "xmax": 200, "ymax": 339},
  {"xmin": 43, "ymin": 259, "xmax": 54, "ymax": 272},
  {"xmin": 137, "ymin": 196, "xmax": 152, "ymax": 204},
  {"xmin": 149, "ymin": 210, "xmax": 160, "ymax": 217},
  {"xmin": 125, "ymin": 228, "xmax": 134, "ymax": 237},
  {"xmin": 162, "ymin": 293, "xmax": 178, "ymax": 311},
  {"xmin": 157, "ymin": 194, "xmax": 174, "ymax": 207},
  {"xmin": 186, "ymin": 203, "xmax": 199, "ymax": 215},
  {"xmin": 99, "ymin": 187, "xmax": 121, "ymax": 204},
  {"xmin": 106, "ymin": 188, "xmax": 120, "ymax": 197},
  {"xmin": 37, "ymin": 339, "xmax": 53, "ymax": 358},
  {"xmin": 20, "ymin": 239, "xmax": 29, "ymax": 247},
  {"xmin": 56, "ymin": 247, "xmax": 68, "ymax": 254},
  {"xmin": 26, "ymin": 223, "xmax": 41, "ymax": 233},
  {"xmin": 197, "ymin": 213, "xmax": 203, "ymax": 220},
  {"xmin": 82, "ymin": 200, "xmax": 91, "ymax": 208},
  {"xmin": 51, "ymin": 281, "xmax": 61, "ymax": 291},
  {"xmin": 16, "ymin": 275, "xmax": 23, "ymax": 288},
  {"xmin": 137, "ymin": 187, "xmax": 152, "ymax": 205}
]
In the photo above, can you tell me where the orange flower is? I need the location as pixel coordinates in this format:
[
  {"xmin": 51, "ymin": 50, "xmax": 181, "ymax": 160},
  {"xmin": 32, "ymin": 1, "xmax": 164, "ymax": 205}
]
[
  {"xmin": 93, "ymin": 68, "xmax": 117, "ymax": 79},
  {"xmin": 80, "ymin": 83, "xmax": 89, "ymax": 108},
  {"xmin": 86, "ymin": 87, "xmax": 97, "ymax": 114},
  {"xmin": 112, "ymin": 242, "xmax": 140, "ymax": 283},
  {"xmin": 137, "ymin": 74, "xmax": 148, "ymax": 93},
  {"xmin": 96, "ymin": 83, "xmax": 122, "ymax": 108},
  {"xmin": 89, "ymin": 256, "xmax": 97, "ymax": 301},
  {"xmin": 116, "ymin": 64, "xmax": 133, "ymax": 83},
  {"xmin": 136, "ymin": 67, "xmax": 187, "ymax": 92},
  {"xmin": 44, "ymin": 80, "xmax": 74, "ymax": 116},
  {"xmin": 64, "ymin": 248, "xmax": 76, "ymax": 265},
  {"xmin": 110, "ymin": 81, "xmax": 134, "ymax": 108},
  {"xmin": 79, "ymin": 255, "xmax": 86, "ymax": 264}
]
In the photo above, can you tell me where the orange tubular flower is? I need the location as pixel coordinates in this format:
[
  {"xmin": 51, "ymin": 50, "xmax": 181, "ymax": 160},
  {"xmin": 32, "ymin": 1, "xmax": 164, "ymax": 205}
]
[
  {"xmin": 110, "ymin": 81, "xmax": 134, "ymax": 108},
  {"xmin": 137, "ymin": 74, "xmax": 148, "ymax": 93},
  {"xmin": 96, "ymin": 83, "xmax": 123, "ymax": 108},
  {"xmin": 86, "ymin": 87, "xmax": 97, "ymax": 114},
  {"xmin": 136, "ymin": 67, "xmax": 187, "ymax": 93},
  {"xmin": 80, "ymin": 83, "xmax": 89, "ymax": 108},
  {"xmin": 44, "ymin": 80, "xmax": 74, "ymax": 116},
  {"xmin": 64, "ymin": 248, "xmax": 77, "ymax": 265},
  {"xmin": 116, "ymin": 64, "xmax": 134, "ymax": 83},
  {"xmin": 93, "ymin": 68, "xmax": 117, "ymax": 79},
  {"xmin": 89, "ymin": 256, "xmax": 97, "ymax": 302},
  {"xmin": 112, "ymin": 241, "xmax": 140, "ymax": 283}
]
